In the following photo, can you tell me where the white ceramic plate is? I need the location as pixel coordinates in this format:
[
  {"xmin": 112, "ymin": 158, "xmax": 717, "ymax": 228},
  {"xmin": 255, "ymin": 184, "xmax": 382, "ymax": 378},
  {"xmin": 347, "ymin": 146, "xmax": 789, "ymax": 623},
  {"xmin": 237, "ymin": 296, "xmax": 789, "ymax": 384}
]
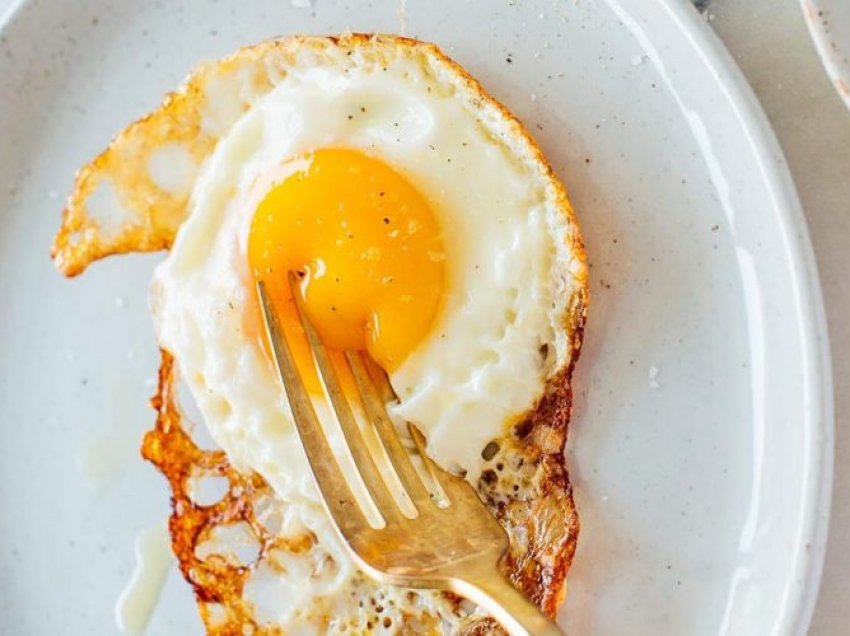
[
  {"xmin": 0, "ymin": 0, "xmax": 833, "ymax": 634},
  {"xmin": 801, "ymin": 0, "xmax": 850, "ymax": 111}
]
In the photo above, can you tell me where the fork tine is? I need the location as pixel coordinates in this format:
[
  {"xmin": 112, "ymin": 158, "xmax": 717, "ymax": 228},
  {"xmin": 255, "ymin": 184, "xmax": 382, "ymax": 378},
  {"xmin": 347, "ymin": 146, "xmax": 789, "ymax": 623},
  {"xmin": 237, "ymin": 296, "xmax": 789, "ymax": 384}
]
[
  {"xmin": 406, "ymin": 422, "xmax": 480, "ymax": 506},
  {"xmin": 364, "ymin": 362, "xmax": 450, "ymax": 496},
  {"xmin": 256, "ymin": 281, "xmax": 370, "ymax": 537},
  {"xmin": 365, "ymin": 355, "xmax": 402, "ymax": 406},
  {"xmin": 365, "ymin": 364, "xmax": 442, "ymax": 480},
  {"xmin": 366, "ymin": 357, "xmax": 473, "ymax": 506},
  {"xmin": 345, "ymin": 351, "xmax": 433, "ymax": 510},
  {"xmin": 287, "ymin": 272, "xmax": 403, "ymax": 523},
  {"xmin": 406, "ymin": 420, "xmax": 451, "ymax": 501}
]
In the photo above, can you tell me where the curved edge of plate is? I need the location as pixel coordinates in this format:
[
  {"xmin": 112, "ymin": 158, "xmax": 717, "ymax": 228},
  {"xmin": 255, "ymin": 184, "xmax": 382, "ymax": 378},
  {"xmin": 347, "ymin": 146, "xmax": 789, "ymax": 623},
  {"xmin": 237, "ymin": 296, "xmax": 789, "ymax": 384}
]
[
  {"xmin": 799, "ymin": 0, "xmax": 850, "ymax": 112},
  {"xmin": 0, "ymin": 0, "xmax": 26, "ymax": 32},
  {"xmin": 661, "ymin": 2, "xmax": 835, "ymax": 635}
]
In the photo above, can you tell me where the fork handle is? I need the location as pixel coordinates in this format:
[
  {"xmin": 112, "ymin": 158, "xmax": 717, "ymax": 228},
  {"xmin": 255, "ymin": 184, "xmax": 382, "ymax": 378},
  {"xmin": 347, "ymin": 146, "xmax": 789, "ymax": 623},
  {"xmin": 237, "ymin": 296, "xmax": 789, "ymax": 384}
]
[{"xmin": 457, "ymin": 563, "xmax": 565, "ymax": 636}]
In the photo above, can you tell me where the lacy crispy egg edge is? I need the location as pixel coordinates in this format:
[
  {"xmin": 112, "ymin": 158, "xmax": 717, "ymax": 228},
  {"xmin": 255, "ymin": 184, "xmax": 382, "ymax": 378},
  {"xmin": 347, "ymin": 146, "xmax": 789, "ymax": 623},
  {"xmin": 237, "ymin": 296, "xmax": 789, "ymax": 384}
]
[{"xmin": 52, "ymin": 33, "xmax": 589, "ymax": 630}]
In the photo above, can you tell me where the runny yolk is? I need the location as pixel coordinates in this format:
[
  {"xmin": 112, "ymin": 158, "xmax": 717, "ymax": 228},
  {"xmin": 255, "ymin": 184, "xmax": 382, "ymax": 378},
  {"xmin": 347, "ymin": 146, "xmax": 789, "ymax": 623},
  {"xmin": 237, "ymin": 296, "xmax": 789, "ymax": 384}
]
[{"xmin": 248, "ymin": 148, "xmax": 445, "ymax": 384}]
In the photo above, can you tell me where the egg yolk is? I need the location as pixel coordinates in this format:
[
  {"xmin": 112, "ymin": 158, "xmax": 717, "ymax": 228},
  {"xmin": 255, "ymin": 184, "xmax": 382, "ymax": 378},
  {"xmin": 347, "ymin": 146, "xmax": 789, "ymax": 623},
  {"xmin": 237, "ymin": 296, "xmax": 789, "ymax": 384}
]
[{"xmin": 248, "ymin": 148, "xmax": 445, "ymax": 380}]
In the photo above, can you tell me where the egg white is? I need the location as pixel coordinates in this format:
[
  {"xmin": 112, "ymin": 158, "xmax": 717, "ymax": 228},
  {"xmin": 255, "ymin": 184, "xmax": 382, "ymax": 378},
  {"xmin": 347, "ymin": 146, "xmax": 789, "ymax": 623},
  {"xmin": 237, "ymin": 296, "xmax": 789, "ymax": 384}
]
[{"xmin": 150, "ymin": 40, "xmax": 581, "ymax": 628}]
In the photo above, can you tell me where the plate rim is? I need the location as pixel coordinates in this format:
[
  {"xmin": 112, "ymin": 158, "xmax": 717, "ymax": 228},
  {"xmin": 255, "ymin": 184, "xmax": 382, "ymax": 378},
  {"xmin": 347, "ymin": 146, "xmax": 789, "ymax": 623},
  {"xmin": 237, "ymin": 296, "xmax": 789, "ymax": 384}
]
[
  {"xmin": 657, "ymin": 2, "xmax": 835, "ymax": 634},
  {"xmin": 0, "ymin": 0, "xmax": 834, "ymax": 634}
]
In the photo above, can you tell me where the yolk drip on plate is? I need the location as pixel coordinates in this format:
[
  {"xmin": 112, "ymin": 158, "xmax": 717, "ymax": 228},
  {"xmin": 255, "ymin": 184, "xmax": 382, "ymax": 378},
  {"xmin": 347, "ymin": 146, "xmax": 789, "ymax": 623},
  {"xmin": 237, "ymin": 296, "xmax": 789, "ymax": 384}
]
[{"xmin": 248, "ymin": 148, "xmax": 445, "ymax": 386}]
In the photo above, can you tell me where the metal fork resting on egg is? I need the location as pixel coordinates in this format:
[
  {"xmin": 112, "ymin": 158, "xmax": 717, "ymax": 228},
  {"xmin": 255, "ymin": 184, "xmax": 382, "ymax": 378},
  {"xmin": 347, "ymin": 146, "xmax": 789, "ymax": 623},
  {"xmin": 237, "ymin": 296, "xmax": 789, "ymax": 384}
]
[{"xmin": 257, "ymin": 272, "xmax": 564, "ymax": 636}]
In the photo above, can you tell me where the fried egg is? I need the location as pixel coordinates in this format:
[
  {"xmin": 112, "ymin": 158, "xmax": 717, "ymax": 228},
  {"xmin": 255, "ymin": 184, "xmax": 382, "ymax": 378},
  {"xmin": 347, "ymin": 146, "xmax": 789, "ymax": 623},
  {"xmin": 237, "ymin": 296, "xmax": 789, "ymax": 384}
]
[{"xmin": 54, "ymin": 34, "xmax": 587, "ymax": 632}]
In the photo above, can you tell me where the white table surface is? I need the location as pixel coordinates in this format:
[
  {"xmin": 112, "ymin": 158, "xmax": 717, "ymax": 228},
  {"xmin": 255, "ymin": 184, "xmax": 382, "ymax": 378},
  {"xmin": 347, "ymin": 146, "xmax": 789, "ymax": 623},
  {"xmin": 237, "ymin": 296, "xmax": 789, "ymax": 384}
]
[{"xmin": 1, "ymin": 0, "xmax": 846, "ymax": 634}]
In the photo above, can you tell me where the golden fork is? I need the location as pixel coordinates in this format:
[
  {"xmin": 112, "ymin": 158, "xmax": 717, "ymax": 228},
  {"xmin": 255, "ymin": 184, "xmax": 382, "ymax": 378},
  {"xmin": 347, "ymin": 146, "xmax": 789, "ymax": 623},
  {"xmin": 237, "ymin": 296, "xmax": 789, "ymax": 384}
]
[{"xmin": 257, "ymin": 274, "xmax": 564, "ymax": 636}]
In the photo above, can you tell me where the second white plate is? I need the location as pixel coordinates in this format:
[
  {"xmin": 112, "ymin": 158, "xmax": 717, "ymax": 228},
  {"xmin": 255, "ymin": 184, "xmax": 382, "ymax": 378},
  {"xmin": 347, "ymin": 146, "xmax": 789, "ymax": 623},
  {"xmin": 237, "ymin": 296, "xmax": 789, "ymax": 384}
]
[{"xmin": 801, "ymin": 0, "xmax": 850, "ymax": 111}]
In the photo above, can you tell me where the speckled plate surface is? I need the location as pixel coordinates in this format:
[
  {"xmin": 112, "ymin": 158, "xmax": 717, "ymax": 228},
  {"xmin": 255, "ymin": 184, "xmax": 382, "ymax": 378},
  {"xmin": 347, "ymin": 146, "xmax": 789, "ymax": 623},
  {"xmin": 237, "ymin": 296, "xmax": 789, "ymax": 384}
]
[
  {"xmin": 0, "ymin": 0, "xmax": 832, "ymax": 634},
  {"xmin": 801, "ymin": 0, "xmax": 850, "ymax": 110}
]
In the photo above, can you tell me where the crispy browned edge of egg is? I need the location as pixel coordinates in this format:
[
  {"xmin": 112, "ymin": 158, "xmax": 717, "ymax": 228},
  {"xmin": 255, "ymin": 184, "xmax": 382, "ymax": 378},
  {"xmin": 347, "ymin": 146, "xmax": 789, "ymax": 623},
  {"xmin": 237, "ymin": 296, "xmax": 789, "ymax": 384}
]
[{"xmin": 51, "ymin": 33, "xmax": 589, "ymax": 630}]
